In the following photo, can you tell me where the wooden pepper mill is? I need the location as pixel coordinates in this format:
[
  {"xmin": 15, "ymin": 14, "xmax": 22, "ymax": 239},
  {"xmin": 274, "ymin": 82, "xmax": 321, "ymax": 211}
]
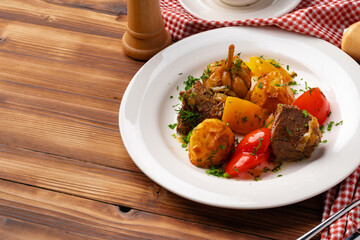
[{"xmin": 122, "ymin": 0, "xmax": 172, "ymax": 61}]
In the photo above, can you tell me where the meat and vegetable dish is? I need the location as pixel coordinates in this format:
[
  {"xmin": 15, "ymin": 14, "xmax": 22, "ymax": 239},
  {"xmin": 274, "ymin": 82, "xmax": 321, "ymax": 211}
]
[{"xmin": 172, "ymin": 44, "xmax": 332, "ymax": 180}]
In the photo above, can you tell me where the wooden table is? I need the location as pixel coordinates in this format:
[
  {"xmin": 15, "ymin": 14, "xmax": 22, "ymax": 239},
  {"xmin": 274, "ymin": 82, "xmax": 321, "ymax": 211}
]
[{"xmin": 0, "ymin": 1, "xmax": 324, "ymax": 239}]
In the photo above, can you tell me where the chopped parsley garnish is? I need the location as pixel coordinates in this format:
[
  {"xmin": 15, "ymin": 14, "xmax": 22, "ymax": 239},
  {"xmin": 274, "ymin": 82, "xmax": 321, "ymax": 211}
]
[
  {"xmin": 286, "ymin": 65, "xmax": 289, "ymax": 71},
  {"xmin": 254, "ymin": 114, "xmax": 262, "ymax": 123},
  {"xmin": 208, "ymin": 150, "xmax": 216, "ymax": 161},
  {"xmin": 291, "ymin": 88, "xmax": 298, "ymax": 95},
  {"xmin": 168, "ymin": 123, "xmax": 177, "ymax": 129},
  {"xmin": 205, "ymin": 166, "xmax": 229, "ymax": 178},
  {"xmin": 288, "ymin": 81, "xmax": 297, "ymax": 86},
  {"xmin": 224, "ymin": 173, "xmax": 231, "ymax": 178},
  {"xmin": 177, "ymin": 109, "xmax": 201, "ymax": 126},
  {"xmin": 200, "ymin": 68, "xmax": 210, "ymax": 81},
  {"xmin": 269, "ymin": 59, "xmax": 281, "ymax": 68},
  {"xmin": 233, "ymin": 58, "xmax": 243, "ymax": 67},
  {"xmin": 249, "ymin": 172, "xmax": 261, "ymax": 181},
  {"xmin": 327, "ymin": 121, "xmax": 334, "ymax": 131},
  {"xmin": 184, "ymin": 75, "xmax": 200, "ymax": 91},
  {"xmin": 302, "ymin": 109, "xmax": 309, "ymax": 118},
  {"xmin": 170, "ymin": 96, "xmax": 173, "ymax": 99},
  {"xmin": 308, "ymin": 87, "xmax": 314, "ymax": 95},
  {"xmin": 285, "ymin": 126, "xmax": 292, "ymax": 136},
  {"xmin": 181, "ymin": 130, "xmax": 193, "ymax": 145},
  {"xmin": 321, "ymin": 140, "xmax": 328, "ymax": 144},
  {"xmin": 335, "ymin": 120, "xmax": 343, "ymax": 126},
  {"xmin": 254, "ymin": 176, "xmax": 261, "ymax": 181},
  {"xmin": 274, "ymin": 83, "xmax": 287, "ymax": 87},
  {"xmin": 258, "ymin": 82, "xmax": 263, "ymax": 89},
  {"xmin": 208, "ymin": 144, "xmax": 226, "ymax": 161},
  {"xmin": 265, "ymin": 119, "xmax": 274, "ymax": 128},
  {"xmin": 252, "ymin": 137, "xmax": 264, "ymax": 155},
  {"xmin": 242, "ymin": 116, "xmax": 248, "ymax": 122},
  {"xmin": 320, "ymin": 125, "xmax": 325, "ymax": 133},
  {"xmin": 272, "ymin": 163, "xmax": 282, "ymax": 173}
]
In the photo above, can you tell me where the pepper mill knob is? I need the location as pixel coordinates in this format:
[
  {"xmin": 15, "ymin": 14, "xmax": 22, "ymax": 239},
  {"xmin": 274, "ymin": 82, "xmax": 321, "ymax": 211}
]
[
  {"xmin": 342, "ymin": 21, "xmax": 360, "ymax": 62},
  {"xmin": 122, "ymin": 0, "xmax": 172, "ymax": 61}
]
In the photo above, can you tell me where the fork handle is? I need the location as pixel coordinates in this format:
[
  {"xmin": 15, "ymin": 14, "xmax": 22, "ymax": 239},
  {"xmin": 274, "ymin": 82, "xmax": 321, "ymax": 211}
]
[{"xmin": 297, "ymin": 198, "xmax": 360, "ymax": 240}]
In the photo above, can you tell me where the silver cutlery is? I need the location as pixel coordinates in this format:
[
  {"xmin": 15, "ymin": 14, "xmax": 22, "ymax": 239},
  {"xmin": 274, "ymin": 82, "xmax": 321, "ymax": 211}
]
[{"xmin": 298, "ymin": 198, "xmax": 360, "ymax": 240}]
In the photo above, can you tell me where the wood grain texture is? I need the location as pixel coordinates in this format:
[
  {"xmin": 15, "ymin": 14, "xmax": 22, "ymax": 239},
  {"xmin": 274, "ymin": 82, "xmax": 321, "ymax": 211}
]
[
  {"xmin": 0, "ymin": 0, "xmax": 324, "ymax": 239},
  {"xmin": 0, "ymin": 0, "xmax": 126, "ymax": 38},
  {"xmin": 0, "ymin": 180, "xmax": 266, "ymax": 240},
  {"xmin": 46, "ymin": 0, "xmax": 127, "ymax": 15},
  {"xmin": 0, "ymin": 216, "xmax": 87, "ymax": 240},
  {"xmin": 0, "ymin": 144, "xmax": 322, "ymax": 239},
  {"xmin": 0, "ymin": 3, "xmax": 141, "ymax": 169}
]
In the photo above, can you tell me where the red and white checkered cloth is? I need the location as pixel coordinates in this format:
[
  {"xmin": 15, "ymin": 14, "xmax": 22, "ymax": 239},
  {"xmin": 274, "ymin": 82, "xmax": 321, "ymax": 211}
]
[
  {"xmin": 160, "ymin": 0, "xmax": 360, "ymax": 239},
  {"xmin": 160, "ymin": 0, "xmax": 360, "ymax": 48},
  {"xmin": 321, "ymin": 167, "xmax": 360, "ymax": 240}
]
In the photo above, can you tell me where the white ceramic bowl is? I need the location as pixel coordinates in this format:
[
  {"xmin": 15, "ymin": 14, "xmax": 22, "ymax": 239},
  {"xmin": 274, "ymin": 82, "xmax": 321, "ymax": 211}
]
[{"xmin": 220, "ymin": 0, "xmax": 259, "ymax": 7}]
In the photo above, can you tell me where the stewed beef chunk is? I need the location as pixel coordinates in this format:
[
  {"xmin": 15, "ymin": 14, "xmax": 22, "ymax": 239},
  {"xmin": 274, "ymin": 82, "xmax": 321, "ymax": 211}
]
[
  {"xmin": 270, "ymin": 104, "xmax": 322, "ymax": 162},
  {"xmin": 176, "ymin": 81, "xmax": 224, "ymax": 135}
]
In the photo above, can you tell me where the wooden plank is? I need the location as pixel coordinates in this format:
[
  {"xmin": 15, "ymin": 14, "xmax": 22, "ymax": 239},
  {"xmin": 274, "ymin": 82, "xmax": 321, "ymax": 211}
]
[
  {"xmin": 0, "ymin": 9, "xmax": 143, "ymax": 171},
  {"xmin": 0, "ymin": 180, "xmax": 266, "ymax": 240},
  {"xmin": 0, "ymin": 144, "xmax": 322, "ymax": 239},
  {"xmin": 0, "ymin": 216, "xmax": 89, "ymax": 240},
  {"xmin": 45, "ymin": 0, "xmax": 127, "ymax": 15},
  {"xmin": 0, "ymin": 80, "xmax": 119, "ymax": 128},
  {"xmin": 0, "ymin": 19, "xmax": 143, "ymax": 99},
  {"xmin": 0, "ymin": 11, "xmax": 142, "ymax": 169},
  {"xmin": 0, "ymin": 0, "xmax": 126, "ymax": 38},
  {"xmin": 0, "ymin": 15, "xmax": 141, "ymax": 169},
  {"xmin": 0, "ymin": 104, "xmax": 136, "ymax": 170}
]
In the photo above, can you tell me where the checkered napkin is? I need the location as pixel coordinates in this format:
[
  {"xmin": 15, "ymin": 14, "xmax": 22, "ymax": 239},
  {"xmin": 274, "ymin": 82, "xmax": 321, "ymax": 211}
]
[
  {"xmin": 160, "ymin": 0, "xmax": 360, "ymax": 48},
  {"xmin": 321, "ymin": 167, "xmax": 360, "ymax": 240},
  {"xmin": 160, "ymin": 0, "xmax": 360, "ymax": 239}
]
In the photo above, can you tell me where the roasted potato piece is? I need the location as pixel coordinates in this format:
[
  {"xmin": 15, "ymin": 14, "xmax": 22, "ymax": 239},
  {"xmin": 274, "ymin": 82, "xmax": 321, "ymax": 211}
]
[
  {"xmin": 188, "ymin": 119, "xmax": 235, "ymax": 168},
  {"xmin": 250, "ymin": 70, "xmax": 295, "ymax": 112}
]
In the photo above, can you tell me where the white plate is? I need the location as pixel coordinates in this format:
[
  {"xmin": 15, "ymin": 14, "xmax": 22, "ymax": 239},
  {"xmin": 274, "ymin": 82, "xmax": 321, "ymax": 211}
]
[
  {"xmin": 178, "ymin": 0, "xmax": 301, "ymax": 21},
  {"xmin": 119, "ymin": 27, "xmax": 360, "ymax": 209}
]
